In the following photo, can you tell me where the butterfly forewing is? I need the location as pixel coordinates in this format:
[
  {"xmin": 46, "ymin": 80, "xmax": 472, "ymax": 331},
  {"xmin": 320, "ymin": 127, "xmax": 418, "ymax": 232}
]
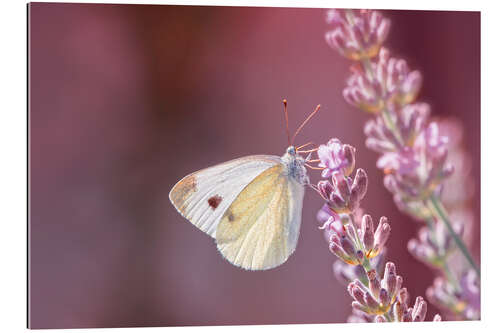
[
  {"xmin": 216, "ymin": 164, "xmax": 305, "ymax": 270},
  {"xmin": 169, "ymin": 155, "xmax": 281, "ymax": 237}
]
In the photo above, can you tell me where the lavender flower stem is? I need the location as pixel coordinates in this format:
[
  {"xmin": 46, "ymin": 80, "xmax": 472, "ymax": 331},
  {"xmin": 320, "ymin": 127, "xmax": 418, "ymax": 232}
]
[
  {"xmin": 442, "ymin": 261, "xmax": 461, "ymax": 292},
  {"xmin": 361, "ymin": 58, "xmax": 374, "ymax": 80},
  {"xmin": 422, "ymin": 217, "xmax": 461, "ymax": 291},
  {"xmin": 361, "ymin": 257, "xmax": 372, "ymax": 272},
  {"xmin": 428, "ymin": 195, "xmax": 480, "ymax": 276}
]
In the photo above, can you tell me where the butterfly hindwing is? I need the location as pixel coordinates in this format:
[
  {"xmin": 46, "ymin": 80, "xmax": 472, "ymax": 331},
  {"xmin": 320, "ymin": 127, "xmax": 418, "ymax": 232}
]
[{"xmin": 215, "ymin": 164, "xmax": 305, "ymax": 270}]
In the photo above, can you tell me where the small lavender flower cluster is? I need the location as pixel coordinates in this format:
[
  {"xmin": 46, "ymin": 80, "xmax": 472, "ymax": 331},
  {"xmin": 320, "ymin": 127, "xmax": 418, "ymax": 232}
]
[
  {"xmin": 324, "ymin": 8, "xmax": 480, "ymax": 321},
  {"xmin": 314, "ymin": 138, "xmax": 439, "ymax": 322},
  {"xmin": 325, "ymin": 9, "xmax": 390, "ymax": 61},
  {"xmin": 407, "ymin": 221, "xmax": 464, "ymax": 269},
  {"xmin": 426, "ymin": 269, "xmax": 480, "ymax": 320}
]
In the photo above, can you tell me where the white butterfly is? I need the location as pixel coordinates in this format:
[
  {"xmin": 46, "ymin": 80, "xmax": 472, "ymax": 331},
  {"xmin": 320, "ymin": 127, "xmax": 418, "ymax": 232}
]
[{"xmin": 169, "ymin": 102, "xmax": 321, "ymax": 270}]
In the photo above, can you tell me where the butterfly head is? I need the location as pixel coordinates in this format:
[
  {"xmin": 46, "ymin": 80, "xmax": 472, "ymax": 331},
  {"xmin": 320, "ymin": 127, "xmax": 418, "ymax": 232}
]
[
  {"xmin": 281, "ymin": 146, "xmax": 309, "ymax": 185},
  {"xmin": 286, "ymin": 146, "xmax": 297, "ymax": 156}
]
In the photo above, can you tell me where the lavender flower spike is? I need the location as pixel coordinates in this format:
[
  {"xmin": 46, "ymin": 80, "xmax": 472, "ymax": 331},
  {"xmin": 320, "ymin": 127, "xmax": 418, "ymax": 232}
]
[
  {"xmin": 314, "ymin": 138, "xmax": 439, "ymax": 322},
  {"xmin": 325, "ymin": 7, "xmax": 480, "ymax": 320}
]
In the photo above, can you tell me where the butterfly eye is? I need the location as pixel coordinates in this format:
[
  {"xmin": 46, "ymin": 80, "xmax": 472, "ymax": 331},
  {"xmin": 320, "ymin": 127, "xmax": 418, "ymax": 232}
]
[{"xmin": 287, "ymin": 146, "xmax": 296, "ymax": 155}]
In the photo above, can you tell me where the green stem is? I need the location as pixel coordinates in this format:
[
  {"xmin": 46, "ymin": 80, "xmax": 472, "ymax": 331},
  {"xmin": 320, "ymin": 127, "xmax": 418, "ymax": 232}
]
[
  {"xmin": 361, "ymin": 58, "xmax": 375, "ymax": 80},
  {"xmin": 442, "ymin": 261, "xmax": 461, "ymax": 292},
  {"xmin": 429, "ymin": 195, "xmax": 480, "ymax": 277},
  {"xmin": 361, "ymin": 257, "xmax": 372, "ymax": 272},
  {"xmin": 423, "ymin": 218, "xmax": 461, "ymax": 291}
]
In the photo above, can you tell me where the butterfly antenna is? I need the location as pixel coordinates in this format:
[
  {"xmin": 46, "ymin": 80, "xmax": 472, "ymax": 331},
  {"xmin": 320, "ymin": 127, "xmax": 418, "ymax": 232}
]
[
  {"xmin": 283, "ymin": 99, "xmax": 291, "ymax": 146},
  {"xmin": 292, "ymin": 104, "xmax": 321, "ymax": 145}
]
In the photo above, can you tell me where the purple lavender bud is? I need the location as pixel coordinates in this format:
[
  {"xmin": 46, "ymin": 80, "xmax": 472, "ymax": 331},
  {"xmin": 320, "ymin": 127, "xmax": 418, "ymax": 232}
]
[
  {"xmin": 367, "ymin": 269, "xmax": 381, "ymax": 298},
  {"xmin": 364, "ymin": 119, "xmax": 380, "ymax": 138},
  {"xmin": 343, "ymin": 87, "xmax": 359, "ymax": 107},
  {"xmin": 411, "ymin": 296, "xmax": 427, "ymax": 322},
  {"xmin": 395, "ymin": 275, "xmax": 403, "ymax": 295},
  {"xmin": 379, "ymin": 288, "xmax": 390, "ymax": 307},
  {"xmin": 329, "ymin": 240, "xmax": 342, "ymax": 253},
  {"xmin": 323, "ymin": 221, "xmax": 343, "ymax": 243},
  {"xmin": 323, "ymin": 224, "xmax": 339, "ymax": 245},
  {"xmin": 352, "ymin": 23, "xmax": 366, "ymax": 50},
  {"xmin": 348, "ymin": 282, "xmax": 367, "ymax": 305},
  {"xmin": 343, "ymin": 144, "xmax": 356, "ymax": 176},
  {"xmin": 344, "ymin": 222, "xmax": 357, "ymax": 240},
  {"xmin": 379, "ymin": 47, "xmax": 390, "ymax": 62},
  {"xmin": 373, "ymin": 217, "xmax": 391, "ymax": 254},
  {"xmin": 334, "ymin": 173, "xmax": 351, "ymax": 200},
  {"xmin": 369, "ymin": 10, "xmax": 382, "ymax": 28},
  {"xmin": 395, "ymin": 58, "xmax": 409, "ymax": 75},
  {"xmin": 329, "ymin": 242, "xmax": 352, "ymax": 264},
  {"xmin": 376, "ymin": 18, "xmax": 390, "ymax": 44},
  {"xmin": 383, "ymin": 262, "xmax": 396, "ymax": 280},
  {"xmin": 317, "ymin": 180, "xmax": 334, "ymax": 201},
  {"xmin": 329, "ymin": 232, "xmax": 341, "ymax": 246},
  {"xmin": 344, "ymin": 78, "xmax": 383, "ymax": 113},
  {"xmin": 363, "ymin": 290, "xmax": 380, "ymax": 310},
  {"xmin": 361, "ymin": 214, "xmax": 375, "ymax": 251},
  {"xmin": 325, "ymin": 30, "xmax": 347, "ymax": 54},
  {"xmin": 400, "ymin": 70, "xmax": 422, "ymax": 102},
  {"xmin": 325, "ymin": 9, "xmax": 344, "ymax": 25},
  {"xmin": 316, "ymin": 203, "xmax": 334, "ymax": 226},
  {"xmin": 425, "ymin": 122, "xmax": 449, "ymax": 159},
  {"xmin": 350, "ymin": 169, "xmax": 368, "ymax": 208},
  {"xmin": 393, "ymin": 301, "xmax": 403, "ymax": 322},
  {"xmin": 398, "ymin": 287, "xmax": 409, "ymax": 305},
  {"xmin": 340, "ymin": 235, "xmax": 357, "ymax": 258},
  {"xmin": 384, "ymin": 272, "xmax": 397, "ymax": 298}
]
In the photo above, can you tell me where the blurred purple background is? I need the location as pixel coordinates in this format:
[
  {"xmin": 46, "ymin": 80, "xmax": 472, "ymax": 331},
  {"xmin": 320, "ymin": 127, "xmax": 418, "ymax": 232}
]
[{"xmin": 29, "ymin": 3, "xmax": 480, "ymax": 329}]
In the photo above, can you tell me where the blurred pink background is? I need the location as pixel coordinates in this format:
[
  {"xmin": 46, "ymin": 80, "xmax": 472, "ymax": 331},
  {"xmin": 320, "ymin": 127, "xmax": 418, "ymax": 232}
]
[{"xmin": 29, "ymin": 3, "xmax": 480, "ymax": 329}]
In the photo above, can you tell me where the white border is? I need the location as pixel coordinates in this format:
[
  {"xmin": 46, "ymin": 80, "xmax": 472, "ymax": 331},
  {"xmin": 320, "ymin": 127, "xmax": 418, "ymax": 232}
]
[{"xmin": 1, "ymin": 0, "xmax": 498, "ymax": 332}]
